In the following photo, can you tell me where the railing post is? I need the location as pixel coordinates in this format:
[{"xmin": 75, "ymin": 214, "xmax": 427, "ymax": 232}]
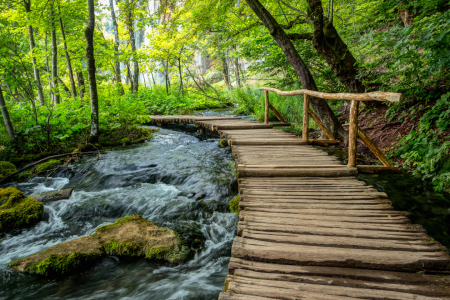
[
  {"xmin": 302, "ymin": 94, "xmax": 310, "ymax": 140},
  {"xmin": 264, "ymin": 90, "xmax": 269, "ymax": 124},
  {"xmin": 348, "ymin": 100, "xmax": 359, "ymax": 167}
]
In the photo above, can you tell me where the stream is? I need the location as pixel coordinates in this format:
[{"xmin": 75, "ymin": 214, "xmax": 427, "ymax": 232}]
[
  {"xmin": 0, "ymin": 123, "xmax": 237, "ymax": 300},
  {"xmin": 1, "ymin": 111, "xmax": 449, "ymax": 299}
]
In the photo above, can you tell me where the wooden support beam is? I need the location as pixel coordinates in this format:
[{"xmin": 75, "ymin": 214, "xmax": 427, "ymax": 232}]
[
  {"xmin": 264, "ymin": 90, "xmax": 269, "ymax": 124},
  {"xmin": 347, "ymin": 100, "xmax": 359, "ymax": 167},
  {"xmin": 357, "ymin": 165, "xmax": 399, "ymax": 174},
  {"xmin": 357, "ymin": 127, "xmax": 393, "ymax": 167},
  {"xmin": 302, "ymin": 95, "xmax": 309, "ymax": 140},
  {"xmin": 307, "ymin": 108, "xmax": 335, "ymax": 140},
  {"xmin": 267, "ymin": 102, "xmax": 289, "ymax": 124},
  {"xmin": 307, "ymin": 139, "xmax": 340, "ymax": 146}
]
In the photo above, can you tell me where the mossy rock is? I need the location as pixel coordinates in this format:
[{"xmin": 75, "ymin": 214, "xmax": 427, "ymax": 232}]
[
  {"xmin": 36, "ymin": 159, "xmax": 63, "ymax": 173},
  {"xmin": 229, "ymin": 196, "xmax": 239, "ymax": 216},
  {"xmin": 0, "ymin": 161, "xmax": 17, "ymax": 179},
  {"xmin": 219, "ymin": 140, "xmax": 228, "ymax": 148},
  {"xmin": 0, "ymin": 187, "xmax": 44, "ymax": 232},
  {"xmin": 8, "ymin": 214, "xmax": 190, "ymax": 276}
]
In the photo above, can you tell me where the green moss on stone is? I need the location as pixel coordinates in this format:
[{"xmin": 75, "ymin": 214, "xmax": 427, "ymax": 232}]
[
  {"xmin": 94, "ymin": 214, "xmax": 142, "ymax": 235},
  {"xmin": 219, "ymin": 140, "xmax": 228, "ymax": 148},
  {"xmin": 145, "ymin": 247, "xmax": 167, "ymax": 259},
  {"xmin": 0, "ymin": 161, "xmax": 17, "ymax": 179},
  {"xmin": 229, "ymin": 196, "xmax": 239, "ymax": 216},
  {"xmin": 28, "ymin": 251, "xmax": 101, "ymax": 276},
  {"xmin": 0, "ymin": 187, "xmax": 44, "ymax": 232},
  {"xmin": 103, "ymin": 240, "xmax": 142, "ymax": 256},
  {"xmin": 36, "ymin": 159, "xmax": 62, "ymax": 173},
  {"xmin": 16, "ymin": 170, "xmax": 32, "ymax": 181}
]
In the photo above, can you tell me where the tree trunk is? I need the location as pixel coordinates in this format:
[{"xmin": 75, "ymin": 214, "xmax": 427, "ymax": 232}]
[
  {"xmin": 50, "ymin": 5, "xmax": 60, "ymax": 104},
  {"xmin": 85, "ymin": 0, "xmax": 99, "ymax": 143},
  {"xmin": 126, "ymin": 62, "xmax": 134, "ymax": 92},
  {"xmin": 165, "ymin": 59, "xmax": 169, "ymax": 94},
  {"xmin": 178, "ymin": 57, "xmax": 183, "ymax": 92},
  {"xmin": 76, "ymin": 71, "xmax": 85, "ymax": 99},
  {"xmin": 221, "ymin": 56, "xmax": 231, "ymax": 89},
  {"xmin": 245, "ymin": 0, "xmax": 345, "ymax": 139},
  {"xmin": 126, "ymin": 3, "xmax": 139, "ymax": 93},
  {"xmin": 23, "ymin": 1, "xmax": 45, "ymax": 106},
  {"xmin": 45, "ymin": 32, "xmax": 54, "ymax": 101},
  {"xmin": 0, "ymin": 85, "xmax": 15, "ymax": 141},
  {"xmin": 109, "ymin": 0, "xmax": 124, "ymax": 95},
  {"xmin": 58, "ymin": 7, "xmax": 77, "ymax": 100},
  {"xmin": 235, "ymin": 57, "xmax": 241, "ymax": 88}
]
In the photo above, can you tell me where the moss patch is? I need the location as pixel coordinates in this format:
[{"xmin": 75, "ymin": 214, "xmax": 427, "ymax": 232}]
[
  {"xmin": 229, "ymin": 196, "xmax": 239, "ymax": 216},
  {"xmin": 9, "ymin": 214, "xmax": 191, "ymax": 276},
  {"xmin": 100, "ymin": 127, "xmax": 156, "ymax": 147},
  {"xmin": 35, "ymin": 159, "xmax": 62, "ymax": 173},
  {"xmin": 0, "ymin": 187, "xmax": 44, "ymax": 232},
  {"xmin": 219, "ymin": 140, "xmax": 228, "ymax": 148},
  {"xmin": 0, "ymin": 161, "xmax": 17, "ymax": 179}
]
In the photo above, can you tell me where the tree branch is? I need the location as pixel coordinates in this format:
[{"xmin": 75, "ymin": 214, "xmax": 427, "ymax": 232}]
[
  {"xmin": 287, "ymin": 32, "xmax": 313, "ymax": 40},
  {"xmin": 279, "ymin": 0, "xmax": 312, "ymax": 23},
  {"xmin": 279, "ymin": 15, "xmax": 309, "ymax": 29}
]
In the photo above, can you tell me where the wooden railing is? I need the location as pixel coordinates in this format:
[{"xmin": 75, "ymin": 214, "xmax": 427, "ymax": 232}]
[{"xmin": 260, "ymin": 87, "xmax": 403, "ymax": 171}]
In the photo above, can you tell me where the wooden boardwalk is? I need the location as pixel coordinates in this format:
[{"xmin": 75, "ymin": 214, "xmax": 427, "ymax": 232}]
[{"xmin": 149, "ymin": 115, "xmax": 450, "ymax": 299}]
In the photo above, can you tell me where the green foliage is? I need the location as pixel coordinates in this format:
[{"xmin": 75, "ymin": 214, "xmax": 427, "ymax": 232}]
[
  {"xmin": 0, "ymin": 187, "xmax": 44, "ymax": 232},
  {"xmin": 35, "ymin": 160, "xmax": 62, "ymax": 173},
  {"xmin": 27, "ymin": 252, "xmax": 101, "ymax": 276},
  {"xmin": 0, "ymin": 161, "xmax": 17, "ymax": 179},
  {"xmin": 229, "ymin": 196, "xmax": 239, "ymax": 216},
  {"xmin": 395, "ymin": 93, "xmax": 450, "ymax": 192},
  {"xmin": 145, "ymin": 247, "xmax": 168, "ymax": 259}
]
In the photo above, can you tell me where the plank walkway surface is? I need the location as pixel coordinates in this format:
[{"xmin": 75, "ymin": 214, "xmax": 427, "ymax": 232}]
[{"xmin": 148, "ymin": 115, "xmax": 450, "ymax": 299}]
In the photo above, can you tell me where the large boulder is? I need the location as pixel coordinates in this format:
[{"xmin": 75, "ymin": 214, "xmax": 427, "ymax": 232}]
[
  {"xmin": 8, "ymin": 214, "xmax": 190, "ymax": 276},
  {"xmin": 0, "ymin": 187, "xmax": 44, "ymax": 233},
  {"xmin": 30, "ymin": 189, "xmax": 73, "ymax": 202}
]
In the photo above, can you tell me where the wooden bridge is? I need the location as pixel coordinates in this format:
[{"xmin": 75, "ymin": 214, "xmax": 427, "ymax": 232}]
[{"xmin": 149, "ymin": 87, "xmax": 450, "ymax": 299}]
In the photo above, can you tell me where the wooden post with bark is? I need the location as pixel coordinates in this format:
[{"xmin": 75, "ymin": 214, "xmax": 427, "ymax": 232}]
[
  {"xmin": 302, "ymin": 95, "xmax": 309, "ymax": 140},
  {"xmin": 260, "ymin": 87, "xmax": 402, "ymax": 172},
  {"xmin": 264, "ymin": 90, "xmax": 269, "ymax": 124}
]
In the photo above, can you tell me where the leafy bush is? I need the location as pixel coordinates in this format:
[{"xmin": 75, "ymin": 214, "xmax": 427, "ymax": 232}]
[{"xmin": 395, "ymin": 93, "xmax": 450, "ymax": 192}]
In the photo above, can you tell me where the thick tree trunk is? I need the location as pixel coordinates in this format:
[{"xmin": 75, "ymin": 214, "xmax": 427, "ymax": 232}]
[
  {"xmin": 126, "ymin": 4, "xmax": 139, "ymax": 93},
  {"xmin": 58, "ymin": 8, "xmax": 77, "ymax": 100},
  {"xmin": 85, "ymin": 0, "xmax": 99, "ymax": 143},
  {"xmin": 221, "ymin": 56, "xmax": 231, "ymax": 89},
  {"xmin": 76, "ymin": 71, "xmax": 85, "ymax": 99},
  {"xmin": 0, "ymin": 85, "xmax": 15, "ymax": 140},
  {"xmin": 50, "ymin": 5, "xmax": 60, "ymax": 104},
  {"xmin": 126, "ymin": 62, "xmax": 134, "ymax": 92},
  {"xmin": 245, "ymin": 0, "xmax": 345, "ymax": 139},
  {"xmin": 109, "ymin": 0, "xmax": 124, "ymax": 95}
]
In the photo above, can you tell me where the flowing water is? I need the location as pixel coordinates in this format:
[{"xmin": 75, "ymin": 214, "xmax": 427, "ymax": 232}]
[{"xmin": 0, "ymin": 124, "xmax": 238, "ymax": 300}]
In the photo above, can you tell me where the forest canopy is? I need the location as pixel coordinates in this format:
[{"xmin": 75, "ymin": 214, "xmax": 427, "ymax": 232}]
[{"xmin": 1, "ymin": 0, "xmax": 449, "ymax": 191}]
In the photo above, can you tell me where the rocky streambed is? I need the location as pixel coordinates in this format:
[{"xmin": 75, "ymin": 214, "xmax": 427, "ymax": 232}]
[{"xmin": 1, "ymin": 124, "xmax": 238, "ymax": 299}]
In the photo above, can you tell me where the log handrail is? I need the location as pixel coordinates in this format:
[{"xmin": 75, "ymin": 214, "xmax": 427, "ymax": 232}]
[
  {"xmin": 259, "ymin": 87, "xmax": 403, "ymax": 102},
  {"xmin": 260, "ymin": 86, "xmax": 403, "ymax": 169}
]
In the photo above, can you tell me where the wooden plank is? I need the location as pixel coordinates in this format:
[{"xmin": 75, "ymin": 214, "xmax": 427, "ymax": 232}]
[
  {"xmin": 237, "ymin": 223, "xmax": 425, "ymax": 240},
  {"xmin": 237, "ymin": 167, "xmax": 358, "ymax": 177},
  {"xmin": 239, "ymin": 203, "xmax": 394, "ymax": 210},
  {"xmin": 232, "ymin": 239, "xmax": 450, "ymax": 271},
  {"xmin": 240, "ymin": 211, "xmax": 410, "ymax": 224},
  {"xmin": 218, "ymin": 293, "xmax": 274, "ymax": 300},
  {"xmin": 239, "ymin": 231, "xmax": 441, "ymax": 252},
  {"xmin": 226, "ymin": 282, "xmax": 355, "ymax": 300},
  {"xmin": 241, "ymin": 207, "xmax": 410, "ymax": 217},
  {"xmin": 228, "ymin": 258, "xmax": 450, "ymax": 286},
  {"xmin": 227, "ymin": 272, "xmax": 447, "ymax": 299},
  {"xmin": 238, "ymin": 164, "xmax": 346, "ymax": 168},
  {"xmin": 231, "ymin": 140, "xmax": 307, "ymax": 146}
]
